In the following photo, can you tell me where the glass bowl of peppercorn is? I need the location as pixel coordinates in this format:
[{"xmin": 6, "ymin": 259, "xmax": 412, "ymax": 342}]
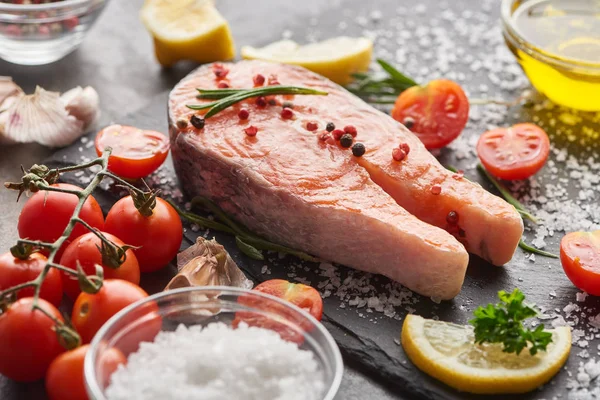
[{"xmin": 0, "ymin": 0, "xmax": 108, "ymax": 65}]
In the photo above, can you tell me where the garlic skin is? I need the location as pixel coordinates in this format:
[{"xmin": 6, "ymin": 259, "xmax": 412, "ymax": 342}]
[
  {"xmin": 0, "ymin": 77, "xmax": 23, "ymax": 112},
  {"xmin": 2, "ymin": 86, "xmax": 84, "ymax": 147},
  {"xmin": 165, "ymin": 237, "xmax": 253, "ymax": 291},
  {"xmin": 60, "ymin": 86, "xmax": 100, "ymax": 129}
]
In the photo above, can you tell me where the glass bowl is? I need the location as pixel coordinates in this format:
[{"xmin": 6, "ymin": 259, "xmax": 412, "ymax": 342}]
[
  {"xmin": 0, "ymin": 0, "xmax": 108, "ymax": 65},
  {"xmin": 501, "ymin": 0, "xmax": 600, "ymax": 111},
  {"xmin": 84, "ymin": 286, "xmax": 344, "ymax": 400}
]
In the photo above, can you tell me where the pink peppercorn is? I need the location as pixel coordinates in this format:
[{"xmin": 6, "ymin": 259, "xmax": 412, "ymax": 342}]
[
  {"xmin": 430, "ymin": 184, "xmax": 442, "ymax": 195},
  {"xmin": 281, "ymin": 108, "xmax": 294, "ymax": 120},
  {"xmin": 213, "ymin": 63, "xmax": 229, "ymax": 79},
  {"xmin": 331, "ymin": 129, "xmax": 344, "ymax": 140},
  {"xmin": 256, "ymin": 96, "xmax": 267, "ymax": 107},
  {"xmin": 38, "ymin": 25, "xmax": 51, "ymax": 36},
  {"xmin": 306, "ymin": 121, "xmax": 318, "ymax": 131},
  {"xmin": 343, "ymin": 125, "xmax": 357, "ymax": 137},
  {"xmin": 318, "ymin": 132, "xmax": 330, "ymax": 142},
  {"xmin": 392, "ymin": 148, "xmax": 407, "ymax": 162},
  {"xmin": 238, "ymin": 108, "xmax": 249, "ymax": 120},
  {"xmin": 217, "ymin": 81, "xmax": 230, "ymax": 88},
  {"xmin": 452, "ymin": 171, "xmax": 464, "ymax": 180},
  {"xmin": 62, "ymin": 16, "xmax": 79, "ymax": 31},
  {"xmin": 244, "ymin": 126, "xmax": 258, "ymax": 136},
  {"xmin": 253, "ymin": 74, "xmax": 265, "ymax": 86},
  {"xmin": 399, "ymin": 143, "xmax": 410, "ymax": 155},
  {"xmin": 268, "ymin": 74, "xmax": 280, "ymax": 85}
]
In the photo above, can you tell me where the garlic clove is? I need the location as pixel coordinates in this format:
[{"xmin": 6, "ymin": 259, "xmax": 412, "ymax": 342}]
[
  {"xmin": 166, "ymin": 237, "xmax": 253, "ymax": 291},
  {"xmin": 3, "ymin": 86, "xmax": 84, "ymax": 148},
  {"xmin": 60, "ymin": 86, "xmax": 100, "ymax": 129},
  {"xmin": 0, "ymin": 77, "xmax": 23, "ymax": 112}
]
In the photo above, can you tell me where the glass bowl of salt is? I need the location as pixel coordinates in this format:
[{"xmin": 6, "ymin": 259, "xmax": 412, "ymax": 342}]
[{"xmin": 84, "ymin": 286, "xmax": 343, "ymax": 400}]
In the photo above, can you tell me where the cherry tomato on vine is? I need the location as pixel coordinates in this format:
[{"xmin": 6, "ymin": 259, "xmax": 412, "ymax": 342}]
[
  {"xmin": 104, "ymin": 196, "xmax": 182, "ymax": 273},
  {"xmin": 72, "ymin": 279, "xmax": 148, "ymax": 343},
  {"xmin": 0, "ymin": 298, "xmax": 65, "ymax": 382},
  {"xmin": 561, "ymin": 230, "xmax": 600, "ymax": 295},
  {"xmin": 477, "ymin": 123, "xmax": 550, "ymax": 181},
  {"xmin": 0, "ymin": 251, "xmax": 63, "ymax": 307},
  {"xmin": 391, "ymin": 79, "xmax": 469, "ymax": 149},
  {"xmin": 95, "ymin": 125, "xmax": 170, "ymax": 179},
  {"xmin": 59, "ymin": 232, "xmax": 141, "ymax": 300},
  {"xmin": 17, "ymin": 183, "xmax": 105, "ymax": 259},
  {"xmin": 234, "ymin": 279, "xmax": 323, "ymax": 344}
]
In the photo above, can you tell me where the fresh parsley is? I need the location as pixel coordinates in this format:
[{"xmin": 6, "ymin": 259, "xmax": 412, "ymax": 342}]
[{"xmin": 470, "ymin": 289, "xmax": 553, "ymax": 356}]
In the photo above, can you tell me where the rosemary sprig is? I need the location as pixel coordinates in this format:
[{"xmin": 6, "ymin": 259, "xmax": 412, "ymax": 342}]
[
  {"xmin": 168, "ymin": 197, "xmax": 320, "ymax": 263},
  {"xmin": 518, "ymin": 240, "xmax": 558, "ymax": 259},
  {"xmin": 187, "ymin": 86, "xmax": 328, "ymax": 119},
  {"xmin": 346, "ymin": 59, "xmax": 418, "ymax": 102}
]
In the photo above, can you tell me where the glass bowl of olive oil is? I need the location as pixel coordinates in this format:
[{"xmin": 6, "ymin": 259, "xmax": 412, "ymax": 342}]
[{"xmin": 502, "ymin": 0, "xmax": 600, "ymax": 111}]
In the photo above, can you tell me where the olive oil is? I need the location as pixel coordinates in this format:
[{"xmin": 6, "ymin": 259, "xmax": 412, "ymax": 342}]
[{"xmin": 504, "ymin": 0, "xmax": 600, "ymax": 111}]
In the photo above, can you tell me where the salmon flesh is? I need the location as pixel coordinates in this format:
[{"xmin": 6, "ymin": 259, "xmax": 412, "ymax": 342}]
[{"xmin": 168, "ymin": 61, "xmax": 523, "ymax": 299}]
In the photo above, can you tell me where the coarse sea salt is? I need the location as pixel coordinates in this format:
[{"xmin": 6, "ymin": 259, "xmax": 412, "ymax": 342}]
[{"xmin": 106, "ymin": 323, "xmax": 325, "ymax": 400}]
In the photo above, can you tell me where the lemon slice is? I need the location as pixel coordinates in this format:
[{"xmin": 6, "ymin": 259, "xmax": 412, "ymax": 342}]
[
  {"xmin": 401, "ymin": 314, "xmax": 571, "ymax": 394},
  {"xmin": 241, "ymin": 37, "xmax": 373, "ymax": 85},
  {"xmin": 140, "ymin": 0, "xmax": 235, "ymax": 67}
]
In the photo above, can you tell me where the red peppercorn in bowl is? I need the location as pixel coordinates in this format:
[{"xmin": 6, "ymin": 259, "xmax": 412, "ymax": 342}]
[{"xmin": 0, "ymin": 0, "xmax": 109, "ymax": 65}]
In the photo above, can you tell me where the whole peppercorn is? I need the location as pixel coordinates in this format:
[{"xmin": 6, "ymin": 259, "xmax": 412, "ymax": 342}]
[
  {"xmin": 430, "ymin": 184, "xmax": 442, "ymax": 195},
  {"xmin": 446, "ymin": 211, "xmax": 459, "ymax": 225},
  {"xmin": 217, "ymin": 81, "xmax": 230, "ymax": 88},
  {"xmin": 331, "ymin": 129, "xmax": 344, "ymax": 140},
  {"xmin": 256, "ymin": 96, "xmax": 267, "ymax": 107},
  {"xmin": 238, "ymin": 108, "xmax": 249, "ymax": 120},
  {"xmin": 213, "ymin": 64, "xmax": 229, "ymax": 79},
  {"xmin": 176, "ymin": 118, "xmax": 188, "ymax": 129},
  {"xmin": 343, "ymin": 125, "xmax": 357, "ymax": 137},
  {"xmin": 268, "ymin": 99, "xmax": 277, "ymax": 106},
  {"xmin": 399, "ymin": 143, "xmax": 410, "ymax": 155},
  {"xmin": 306, "ymin": 121, "xmax": 318, "ymax": 131},
  {"xmin": 281, "ymin": 108, "xmax": 294, "ymax": 120},
  {"xmin": 318, "ymin": 132, "xmax": 330, "ymax": 142},
  {"xmin": 268, "ymin": 74, "xmax": 280, "ymax": 85},
  {"xmin": 244, "ymin": 126, "xmax": 258, "ymax": 136},
  {"xmin": 352, "ymin": 143, "xmax": 366, "ymax": 157},
  {"xmin": 403, "ymin": 117, "xmax": 415, "ymax": 130},
  {"xmin": 392, "ymin": 148, "xmax": 407, "ymax": 162},
  {"xmin": 282, "ymin": 101, "xmax": 294, "ymax": 109},
  {"xmin": 326, "ymin": 122, "xmax": 335, "ymax": 132},
  {"xmin": 190, "ymin": 115, "xmax": 205, "ymax": 129},
  {"xmin": 340, "ymin": 134, "xmax": 353, "ymax": 148},
  {"xmin": 253, "ymin": 74, "xmax": 265, "ymax": 86}
]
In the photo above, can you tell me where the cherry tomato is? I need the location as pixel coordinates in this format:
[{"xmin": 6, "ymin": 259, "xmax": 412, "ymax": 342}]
[
  {"xmin": 0, "ymin": 298, "xmax": 65, "ymax": 382},
  {"xmin": 477, "ymin": 123, "xmax": 550, "ymax": 180},
  {"xmin": 104, "ymin": 196, "xmax": 182, "ymax": 273},
  {"xmin": 18, "ymin": 183, "xmax": 105, "ymax": 260},
  {"xmin": 45, "ymin": 345, "xmax": 89, "ymax": 400},
  {"xmin": 561, "ymin": 230, "xmax": 600, "ymax": 295},
  {"xmin": 95, "ymin": 125, "xmax": 170, "ymax": 179},
  {"xmin": 72, "ymin": 279, "xmax": 148, "ymax": 344},
  {"xmin": 391, "ymin": 79, "xmax": 469, "ymax": 149},
  {"xmin": 59, "ymin": 232, "xmax": 140, "ymax": 300},
  {"xmin": 0, "ymin": 252, "xmax": 63, "ymax": 307},
  {"xmin": 234, "ymin": 279, "xmax": 323, "ymax": 344}
]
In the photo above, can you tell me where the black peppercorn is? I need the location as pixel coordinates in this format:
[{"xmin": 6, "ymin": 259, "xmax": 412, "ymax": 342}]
[
  {"xmin": 326, "ymin": 122, "xmax": 335, "ymax": 132},
  {"xmin": 282, "ymin": 101, "xmax": 294, "ymax": 109},
  {"xmin": 340, "ymin": 134, "xmax": 353, "ymax": 148},
  {"xmin": 403, "ymin": 117, "xmax": 415, "ymax": 130},
  {"xmin": 352, "ymin": 142, "xmax": 366, "ymax": 157},
  {"xmin": 268, "ymin": 99, "xmax": 277, "ymax": 106},
  {"xmin": 190, "ymin": 115, "xmax": 205, "ymax": 129}
]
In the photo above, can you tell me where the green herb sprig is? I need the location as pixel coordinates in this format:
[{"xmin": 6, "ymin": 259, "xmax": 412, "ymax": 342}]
[
  {"xmin": 346, "ymin": 59, "xmax": 418, "ymax": 104},
  {"xmin": 470, "ymin": 289, "xmax": 553, "ymax": 356},
  {"xmin": 187, "ymin": 86, "xmax": 328, "ymax": 119}
]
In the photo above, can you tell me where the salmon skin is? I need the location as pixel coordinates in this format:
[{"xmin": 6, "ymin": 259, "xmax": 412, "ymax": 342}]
[{"xmin": 169, "ymin": 61, "xmax": 518, "ymax": 298}]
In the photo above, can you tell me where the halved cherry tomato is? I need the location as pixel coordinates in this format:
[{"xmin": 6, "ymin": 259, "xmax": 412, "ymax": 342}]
[
  {"xmin": 18, "ymin": 183, "xmax": 105, "ymax": 260},
  {"xmin": 0, "ymin": 298, "xmax": 65, "ymax": 382},
  {"xmin": 391, "ymin": 79, "xmax": 469, "ymax": 149},
  {"xmin": 72, "ymin": 279, "xmax": 148, "ymax": 344},
  {"xmin": 234, "ymin": 279, "xmax": 323, "ymax": 344},
  {"xmin": 95, "ymin": 125, "xmax": 169, "ymax": 179},
  {"xmin": 561, "ymin": 230, "xmax": 600, "ymax": 295},
  {"xmin": 477, "ymin": 123, "xmax": 550, "ymax": 181},
  {"xmin": 0, "ymin": 251, "xmax": 63, "ymax": 307},
  {"xmin": 59, "ymin": 232, "xmax": 140, "ymax": 300},
  {"xmin": 104, "ymin": 196, "xmax": 182, "ymax": 273}
]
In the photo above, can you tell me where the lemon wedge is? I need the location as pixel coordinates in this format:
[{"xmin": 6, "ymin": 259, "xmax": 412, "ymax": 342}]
[
  {"xmin": 401, "ymin": 314, "xmax": 571, "ymax": 394},
  {"xmin": 241, "ymin": 37, "xmax": 373, "ymax": 85},
  {"xmin": 140, "ymin": 0, "xmax": 235, "ymax": 67}
]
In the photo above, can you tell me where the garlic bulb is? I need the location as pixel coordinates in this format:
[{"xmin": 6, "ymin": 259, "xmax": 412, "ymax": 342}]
[
  {"xmin": 60, "ymin": 86, "xmax": 100, "ymax": 129},
  {"xmin": 165, "ymin": 237, "xmax": 253, "ymax": 291},
  {"xmin": 2, "ymin": 86, "xmax": 84, "ymax": 147}
]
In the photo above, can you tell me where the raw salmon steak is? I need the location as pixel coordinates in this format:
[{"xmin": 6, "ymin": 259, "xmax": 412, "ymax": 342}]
[{"xmin": 168, "ymin": 61, "xmax": 520, "ymax": 299}]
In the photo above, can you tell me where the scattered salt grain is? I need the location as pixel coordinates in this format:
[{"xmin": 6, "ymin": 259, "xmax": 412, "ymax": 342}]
[{"xmin": 106, "ymin": 323, "xmax": 325, "ymax": 400}]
